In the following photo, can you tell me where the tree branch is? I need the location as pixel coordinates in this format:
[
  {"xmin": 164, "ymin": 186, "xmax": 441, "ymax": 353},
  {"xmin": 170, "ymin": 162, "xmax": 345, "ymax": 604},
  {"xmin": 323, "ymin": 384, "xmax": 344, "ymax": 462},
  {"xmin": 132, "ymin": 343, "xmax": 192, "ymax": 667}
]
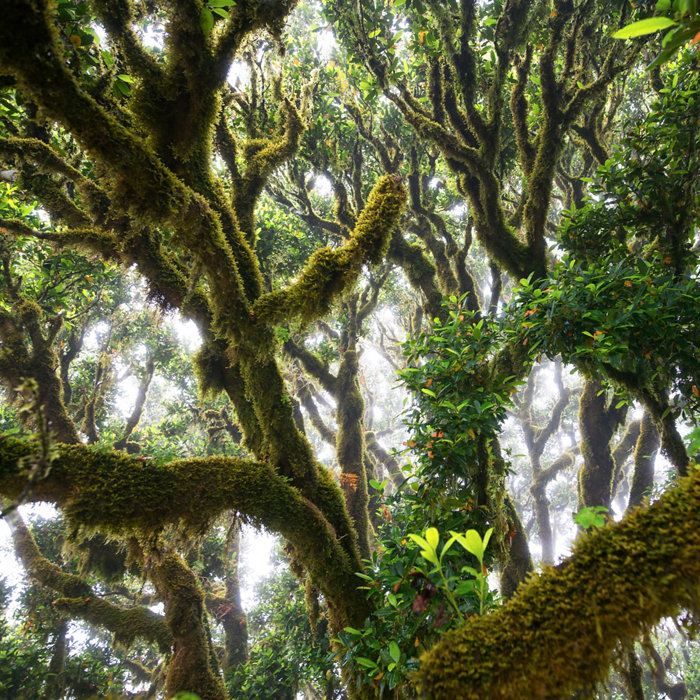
[
  {"xmin": 417, "ymin": 467, "xmax": 700, "ymax": 698},
  {"xmin": 5, "ymin": 508, "xmax": 172, "ymax": 653},
  {"xmin": 253, "ymin": 175, "xmax": 406, "ymax": 325}
]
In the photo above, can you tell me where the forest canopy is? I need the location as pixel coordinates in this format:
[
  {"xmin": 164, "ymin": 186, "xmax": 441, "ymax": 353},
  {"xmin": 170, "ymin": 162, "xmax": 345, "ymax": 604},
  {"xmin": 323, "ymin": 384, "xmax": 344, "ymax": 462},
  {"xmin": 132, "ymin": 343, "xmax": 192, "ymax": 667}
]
[{"xmin": 0, "ymin": 0, "xmax": 699, "ymax": 698}]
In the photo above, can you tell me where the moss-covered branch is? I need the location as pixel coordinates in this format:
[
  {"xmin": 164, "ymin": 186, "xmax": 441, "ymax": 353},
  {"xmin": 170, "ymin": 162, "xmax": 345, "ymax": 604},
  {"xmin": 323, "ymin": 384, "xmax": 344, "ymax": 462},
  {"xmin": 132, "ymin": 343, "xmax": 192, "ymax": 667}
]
[
  {"xmin": 0, "ymin": 218, "xmax": 120, "ymax": 260},
  {"xmin": 0, "ymin": 299, "xmax": 80, "ymax": 444},
  {"xmin": 233, "ymin": 98, "xmax": 305, "ymax": 241},
  {"xmin": 253, "ymin": 175, "xmax": 406, "ymax": 325},
  {"xmin": 335, "ymin": 348, "xmax": 371, "ymax": 559},
  {"xmin": 284, "ymin": 339, "xmax": 337, "ymax": 394},
  {"xmin": 0, "ymin": 0, "xmax": 255, "ymax": 338},
  {"xmin": 578, "ymin": 378, "xmax": 627, "ymax": 509},
  {"xmin": 5, "ymin": 509, "xmax": 172, "ymax": 653},
  {"xmin": 0, "ymin": 136, "xmax": 110, "ymax": 220},
  {"xmin": 297, "ymin": 383, "xmax": 336, "ymax": 445},
  {"xmin": 628, "ymin": 411, "xmax": 659, "ymax": 510},
  {"xmin": 150, "ymin": 552, "xmax": 226, "ymax": 700},
  {"xmin": 0, "ymin": 438, "xmax": 371, "ymax": 629},
  {"xmin": 416, "ymin": 466, "xmax": 700, "ymax": 699}
]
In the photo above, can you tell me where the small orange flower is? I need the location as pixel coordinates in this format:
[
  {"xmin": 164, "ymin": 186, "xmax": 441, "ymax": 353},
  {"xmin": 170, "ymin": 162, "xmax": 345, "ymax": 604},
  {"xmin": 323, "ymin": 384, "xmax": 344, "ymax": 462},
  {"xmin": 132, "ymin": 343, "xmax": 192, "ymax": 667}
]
[{"xmin": 426, "ymin": 378, "xmax": 433, "ymax": 387}]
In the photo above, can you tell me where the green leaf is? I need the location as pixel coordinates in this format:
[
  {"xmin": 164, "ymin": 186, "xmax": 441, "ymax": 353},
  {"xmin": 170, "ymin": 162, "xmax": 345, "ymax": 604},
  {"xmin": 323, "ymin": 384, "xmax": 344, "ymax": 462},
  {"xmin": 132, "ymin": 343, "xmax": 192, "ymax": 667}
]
[
  {"xmin": 407, "ymin": 533, "xmax": 429, "ymax": 550},
  {"xmin": 612, "ymin": 17, "xmax": 676, "ymax": 39},
  {"xmin": 442, "ymin": 535, "xmax": 456, "ymax": 558},
  {"xmin": 389, "ymin": 641, "xmax": 401, "ymax": 664},
  {"xmin": 451, "ymin": 529, "xmax": 487, "ymax": 560},
  {"xmin": 200, "ymin": 7, "xmax": 214, "ymax": 34},
  {"xmin": 369, "ymin": 478, "xmax": 388, "ymax": 492},
  {"xmin": 425, "ymin": 527, "xmax": 439, "ymax": 550},
  {"xmin": 116, "ymin": 74, "xmax": 135, "ymax": 83},
  {"xmin": 356, "ymin": 657, "xmax": 378, "ymax": 669},
  {"xmin": 482, "ymin": 527, "xmax": 493, "ymax": 552},
  {"xmin": 209, "ymin": 0, "xmax": 236, "ymax": 5},
  {"xmin": 463, "ymin": 529, "xmax": 484, "ymax": 559}
]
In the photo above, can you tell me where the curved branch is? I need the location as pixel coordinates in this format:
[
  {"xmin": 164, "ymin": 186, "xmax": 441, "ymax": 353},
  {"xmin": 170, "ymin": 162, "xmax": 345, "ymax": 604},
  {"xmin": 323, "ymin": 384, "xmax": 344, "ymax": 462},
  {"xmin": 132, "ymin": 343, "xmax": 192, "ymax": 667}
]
[
  {"xmin": 416, "ymin": 467, "xmax": 700, "ymax": 698},
  {"xmin": 284, "ymin": 339, "xmax": 337, "ymax": 394},
  {"xmin": 253, "ymin": 175, "xmax": 406, "ymax": 325},
  {"xmin": 5, "ymin": 509, "xmax": 172, "ymax": 653},
  {"xmin": 0, "ymin": 218, "xmax": 120, "ymax": 259},
  {"xmin": 0, "ymin": 438, "xmax": 371, "ymax": 629}
]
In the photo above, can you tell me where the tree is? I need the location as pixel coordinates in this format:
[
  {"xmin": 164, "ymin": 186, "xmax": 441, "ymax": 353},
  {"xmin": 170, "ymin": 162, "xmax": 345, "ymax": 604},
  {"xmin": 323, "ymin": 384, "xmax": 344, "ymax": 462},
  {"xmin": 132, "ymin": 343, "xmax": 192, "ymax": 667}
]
[{"xmin": 0, "ymin": 0, "xmax": 698, "ymax": 698}]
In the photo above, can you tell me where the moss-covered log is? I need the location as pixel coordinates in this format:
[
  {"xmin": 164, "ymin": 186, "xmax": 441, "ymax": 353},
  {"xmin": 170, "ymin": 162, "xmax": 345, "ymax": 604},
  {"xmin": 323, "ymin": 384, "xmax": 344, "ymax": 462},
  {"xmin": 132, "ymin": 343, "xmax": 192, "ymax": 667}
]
[{"xmin": 415, "ymin": 466, "xmax": 700, "ymax": 699}]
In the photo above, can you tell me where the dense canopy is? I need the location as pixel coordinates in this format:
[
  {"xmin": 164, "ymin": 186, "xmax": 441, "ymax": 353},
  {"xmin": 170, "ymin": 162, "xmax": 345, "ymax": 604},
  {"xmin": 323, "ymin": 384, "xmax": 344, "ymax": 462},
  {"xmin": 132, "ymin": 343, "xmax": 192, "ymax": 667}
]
[{"xmin": 0, "ymin": 0, "xmax": 698, "ymax": 698}]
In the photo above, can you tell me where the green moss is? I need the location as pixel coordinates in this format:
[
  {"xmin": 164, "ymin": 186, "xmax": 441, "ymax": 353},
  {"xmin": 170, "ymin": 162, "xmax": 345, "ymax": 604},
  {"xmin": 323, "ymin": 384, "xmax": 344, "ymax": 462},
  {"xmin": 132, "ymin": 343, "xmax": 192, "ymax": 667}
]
[
  {"xmin": 415, "ymin": 467, "xmax": 700, "ymax": 699},
  {"xmin": 0, "ymin": 437, "xmax": 371, "ymax": 631},
  {"xmin": 54, "ymin": 596, "xmax": 173, "ymax": 655},
  {"xmin": 7, "ymin": 510, "xmax": 172, "ymax": 653},
  {"xmin": 234, "ymin": 98, "xmax": 305, "ymax": 241},
  {"xmin": 193, "ymin": 338, "xmax": 229, "ymax": 398},
  {"xmin": 335, "ymin": 349, "xmax": 372, "ymax": 560},
  {"xmin": 577, "ymin": 379, "xmax": 625, "ymax": 509},
  {"xmin": 151, "ymin": 554, "xmax": 226, "ymax": 700},
  {"xmin": 629, "ymin": 412, "xmax": 660, "ymax": 508},
  {"xmin": 253, "ymin": 175, "xmax": 406, "ymax": 326}
]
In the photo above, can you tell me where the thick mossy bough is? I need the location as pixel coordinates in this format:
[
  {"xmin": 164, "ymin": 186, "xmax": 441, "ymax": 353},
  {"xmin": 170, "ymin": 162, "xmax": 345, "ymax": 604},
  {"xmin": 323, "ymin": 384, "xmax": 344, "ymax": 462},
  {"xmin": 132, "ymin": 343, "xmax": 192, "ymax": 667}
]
[
  {"xmin": 0, "ymin": 437, "xmax": 371, "ymax": 630},
  {"xmin": 253, "ymin": 175, "xmax": 406, "ymax": 325},
  {"xmin": 415, "ymin": 466, "xmax": 700, "ymax": 699}
]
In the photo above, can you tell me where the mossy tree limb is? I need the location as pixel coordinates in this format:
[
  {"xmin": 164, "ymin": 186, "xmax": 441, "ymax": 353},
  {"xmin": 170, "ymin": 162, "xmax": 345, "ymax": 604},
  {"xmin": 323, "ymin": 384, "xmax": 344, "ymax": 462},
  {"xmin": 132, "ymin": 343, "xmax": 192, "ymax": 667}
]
[
  {"xmin": 415, "ymin": 466, "xmax": 700, "ymax": 699},
  {"xmin": 253, "ymin": 175, "xmax": 406, "ymax": 325},
  {"xmin": 578, "ymin": 377, "xmax": 627, "ymax": 510},
  {"xmin": 0, "ymin": 438, "xmax": 371, "ymax": 631},
  {"xmin": 335, "ymin": 348, "xmax": 372, "ymax": 560},
  {"xmin": 4, "ymin": 508, "xmax": 173, "ymax": 654},
  {"xmin": 628, "ymin": 411, "xmax": 660, "ymax": 510},
  {"xmin": 0, "ymin": 0, "xmax": 259, "ymax": 340},
  {"xmin": 0, "ymin": 298, "xmax": 80, "ymax": 444},
  {"xmin": 149, "ymin": 552, "xmax": 227, "ymax": 700}
]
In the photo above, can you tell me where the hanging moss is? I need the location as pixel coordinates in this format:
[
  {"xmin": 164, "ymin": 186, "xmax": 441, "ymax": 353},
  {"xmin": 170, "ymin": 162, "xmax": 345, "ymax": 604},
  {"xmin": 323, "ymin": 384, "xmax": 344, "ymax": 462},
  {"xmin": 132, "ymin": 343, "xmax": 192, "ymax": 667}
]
[
  {"xmin": 415, "ymin": 466, "xmax": 700, "ymax": 699},
  {"xmin": 253, "ymin": 175, "xmax": 406, "ymax": 325},
  {"xmin": 193, "ymin": 337, "xmax": 230, "ymax": 398}
]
